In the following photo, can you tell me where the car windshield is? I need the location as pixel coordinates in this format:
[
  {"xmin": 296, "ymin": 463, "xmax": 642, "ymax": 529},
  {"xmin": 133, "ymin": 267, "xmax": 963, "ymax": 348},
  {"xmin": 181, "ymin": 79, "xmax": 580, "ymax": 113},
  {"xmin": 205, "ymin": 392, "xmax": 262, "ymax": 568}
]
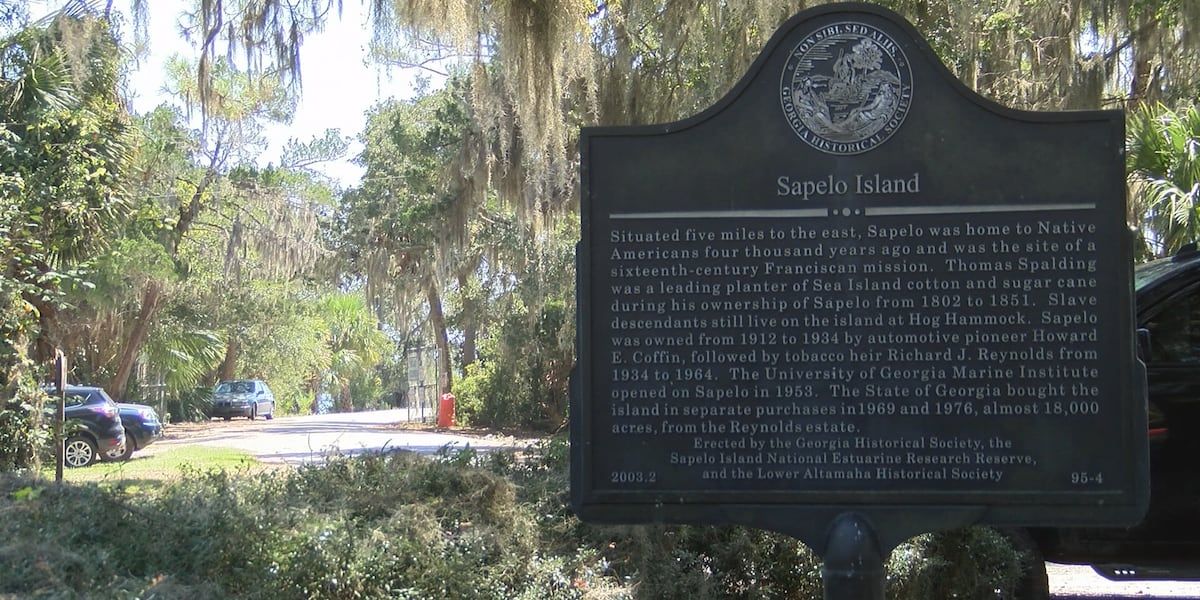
[
  {"xmin": 1134, "ymin": 257, "xmax": 1178, "ymax": 291},
  {"xmin": 216, "ymin": 381, "xmax": 255, "ymax": 394}
]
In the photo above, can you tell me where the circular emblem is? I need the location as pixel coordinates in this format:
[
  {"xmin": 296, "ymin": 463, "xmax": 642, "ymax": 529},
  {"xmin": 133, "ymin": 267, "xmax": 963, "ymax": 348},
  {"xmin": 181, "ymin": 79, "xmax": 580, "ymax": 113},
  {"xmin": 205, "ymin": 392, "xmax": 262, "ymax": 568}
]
[{"xmin": 780, "ymin": 22, "xmax": 912, "ymax": 155}]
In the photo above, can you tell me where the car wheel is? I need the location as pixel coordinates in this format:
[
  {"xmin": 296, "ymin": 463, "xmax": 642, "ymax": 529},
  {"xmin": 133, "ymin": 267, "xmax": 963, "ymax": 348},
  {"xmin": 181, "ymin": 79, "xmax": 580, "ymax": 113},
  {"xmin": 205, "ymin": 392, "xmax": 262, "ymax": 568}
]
[
  {"xmin": 64, "ymin": 436, "xmax": 98, "ymax": 468},
  {"xmin": 103, "ymin": 431, "xmax": 135, "ymax": 462},
  {"xmin": 249, "ymin": 406, "xmax": 256, "ymax": 421},
  {"xmin": 223, "ymin": 416, "xmax": 231, "ymax": 421},
  {"xmin": 265, "ymin": 403, "xmax": 273, "ymax": 420}
]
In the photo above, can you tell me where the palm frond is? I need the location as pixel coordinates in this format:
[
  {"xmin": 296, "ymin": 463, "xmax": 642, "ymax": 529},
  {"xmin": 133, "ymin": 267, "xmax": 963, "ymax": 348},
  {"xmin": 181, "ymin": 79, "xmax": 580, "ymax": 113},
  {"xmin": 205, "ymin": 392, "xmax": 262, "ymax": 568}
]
[
  {"xmin": 1128, "ymin": 103, "xmax": 1200, "ymax": 256},
  {"xmin": 143, "ymin": 325, "xmax": 225, "ymax": 393}
]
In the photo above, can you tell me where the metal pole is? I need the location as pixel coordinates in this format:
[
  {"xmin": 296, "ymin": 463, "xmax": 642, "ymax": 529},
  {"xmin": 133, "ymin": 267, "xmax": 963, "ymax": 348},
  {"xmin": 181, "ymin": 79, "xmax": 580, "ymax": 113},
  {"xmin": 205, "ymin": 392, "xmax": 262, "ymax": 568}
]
[{"xmin": 821, "ymin": 513, "xmax": 885, "ymax": 600}]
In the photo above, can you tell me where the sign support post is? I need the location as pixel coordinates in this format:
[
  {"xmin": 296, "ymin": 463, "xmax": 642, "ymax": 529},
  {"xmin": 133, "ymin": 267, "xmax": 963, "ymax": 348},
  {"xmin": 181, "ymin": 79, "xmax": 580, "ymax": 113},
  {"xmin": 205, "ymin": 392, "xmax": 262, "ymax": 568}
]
[{"xmin": 821, "ymin": 512, "xmax": 885, "ymax": 600}]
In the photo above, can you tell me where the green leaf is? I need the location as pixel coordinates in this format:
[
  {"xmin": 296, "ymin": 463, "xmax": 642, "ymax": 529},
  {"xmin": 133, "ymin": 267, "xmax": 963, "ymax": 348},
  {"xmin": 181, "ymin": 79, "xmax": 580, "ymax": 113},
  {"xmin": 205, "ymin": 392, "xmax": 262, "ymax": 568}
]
[{"xmin": 10, "ymin": 486, "xmax": 43, "ymax": 501}]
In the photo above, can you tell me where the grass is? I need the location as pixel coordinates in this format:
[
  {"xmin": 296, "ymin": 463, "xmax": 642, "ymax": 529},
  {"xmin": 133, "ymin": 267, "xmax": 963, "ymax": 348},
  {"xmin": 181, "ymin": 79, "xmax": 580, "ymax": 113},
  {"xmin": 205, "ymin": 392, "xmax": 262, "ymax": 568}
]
[{"xmin": 42, "ymin": 446, "xmax": 262, "ymax": 489}]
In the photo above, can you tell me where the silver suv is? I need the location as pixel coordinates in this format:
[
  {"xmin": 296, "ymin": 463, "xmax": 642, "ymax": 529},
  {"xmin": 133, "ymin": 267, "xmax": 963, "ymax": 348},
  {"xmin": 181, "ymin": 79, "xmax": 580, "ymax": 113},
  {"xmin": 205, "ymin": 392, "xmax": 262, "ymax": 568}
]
[{"xmin": 210, "ymin": 379, "xmax": 275, "ymax": 421}]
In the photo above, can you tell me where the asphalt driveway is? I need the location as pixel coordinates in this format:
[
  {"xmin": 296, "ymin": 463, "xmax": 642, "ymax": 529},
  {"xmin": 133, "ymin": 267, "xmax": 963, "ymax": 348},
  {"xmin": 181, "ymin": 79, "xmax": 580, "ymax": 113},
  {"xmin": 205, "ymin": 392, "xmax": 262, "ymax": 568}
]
[{"xmin": 147, "ymin": 408, "xmax": 534, "ymax": 464}]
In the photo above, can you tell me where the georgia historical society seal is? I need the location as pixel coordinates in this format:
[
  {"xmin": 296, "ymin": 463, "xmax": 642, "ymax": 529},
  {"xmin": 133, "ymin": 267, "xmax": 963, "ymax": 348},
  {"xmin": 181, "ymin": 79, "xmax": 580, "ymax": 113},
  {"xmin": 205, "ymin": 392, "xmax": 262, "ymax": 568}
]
[{"xmin": 780, "ymin": 22, "xmax": 912, "ymax": 155}]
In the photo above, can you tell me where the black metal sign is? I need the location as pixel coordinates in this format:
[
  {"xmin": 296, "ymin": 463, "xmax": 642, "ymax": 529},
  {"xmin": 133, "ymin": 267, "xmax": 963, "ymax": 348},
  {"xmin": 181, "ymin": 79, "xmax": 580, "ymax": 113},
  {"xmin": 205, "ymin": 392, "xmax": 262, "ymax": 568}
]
[{"xmin": 572, "ymin": 2, "xmax": 1147, "ymax": 556}]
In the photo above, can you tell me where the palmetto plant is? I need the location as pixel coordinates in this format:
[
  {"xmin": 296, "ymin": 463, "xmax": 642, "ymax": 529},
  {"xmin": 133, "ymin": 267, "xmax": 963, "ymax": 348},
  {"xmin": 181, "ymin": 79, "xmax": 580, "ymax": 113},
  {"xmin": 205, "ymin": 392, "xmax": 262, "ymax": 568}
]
[
  {"xmin": 140, "ymin": 321, "xmax": 224, "ymax": 421},
  {"xmin": 144, "ymin": 323, "xmax": 224, "ymax": 394},
  {"xmin": 317, "ymin": 292, "xmax": 389, "ymax": 411},
  {"xmin": 0, "ymin": 2, "xmax": 82, "ymax": 118},
  {"xmin": 1127, "ymin": 103, "xmax": 1200, "ymax": 259}
]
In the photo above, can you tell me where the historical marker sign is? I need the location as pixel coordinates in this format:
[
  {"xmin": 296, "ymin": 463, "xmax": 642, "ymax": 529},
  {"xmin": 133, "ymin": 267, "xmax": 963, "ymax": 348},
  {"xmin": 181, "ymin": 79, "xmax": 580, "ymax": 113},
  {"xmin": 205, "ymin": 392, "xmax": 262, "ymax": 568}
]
[{"xmin": 572, "ymin": 3, "xmax": 1147, "ymax": 551}]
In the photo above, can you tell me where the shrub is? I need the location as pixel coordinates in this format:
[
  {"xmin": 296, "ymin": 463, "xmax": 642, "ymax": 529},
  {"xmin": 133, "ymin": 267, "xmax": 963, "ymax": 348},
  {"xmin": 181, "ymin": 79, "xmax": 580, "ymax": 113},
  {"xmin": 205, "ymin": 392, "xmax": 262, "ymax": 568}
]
[
  {"xmin": 888, "ymin": 528, "xmax": 1026, "ymax": 599},
  {"xmin": 454, "ymin": 359, "xmax": 522, "ymax": 428},
  {"xmin": 0, "ymin": 379, "xmax": 49, "ymax": 471},
  {"xmin": 162, "ymin": 385, "xmax": 213, "ymax": 423},
  {"xmin": 454, "ymin": 299, "xmax": 573, "ymax": 432},
  {"xmin": 0, "ymin": 442, "xmax": 1031, "ymax": 598}
]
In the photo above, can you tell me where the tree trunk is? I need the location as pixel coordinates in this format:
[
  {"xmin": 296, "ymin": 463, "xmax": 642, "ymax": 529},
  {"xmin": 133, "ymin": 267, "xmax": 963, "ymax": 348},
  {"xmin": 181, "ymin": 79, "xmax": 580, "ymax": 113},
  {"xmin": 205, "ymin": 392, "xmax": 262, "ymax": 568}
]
[
  {"xmin": 458, "ymin": 271, "xmax": 477, "ymax": 368},
  {"xmin": 171, "ymin": 152, "xmax": 221, "ymax": 255},
  {"xmin": 217, "ymin": 337, "xmax": 239, "ymax": 381},
  {"xmin": 28, "ymin": 293, "xmax": 61, "ymax": 367},
  {"xmin": 109, "ymin": 280, "xmax": 163, "ymax": 400},
  {"xmin": 424, "ymin": 275, "xmax": 453, "ymax": 394},
  {"xmin": 461, "ymin": 316, "xmax": 477, "ymax": 370},
  {"xmin": 309, "ymin": 376, "xmax": 321, "ymax": 414},
  {"xmin": 1129, "ymin": 12, "xmax": 1157, "ymax": 106},
  {"xmin": 21, "ymin": 260, "xmax": 63, "ymax": 367}
]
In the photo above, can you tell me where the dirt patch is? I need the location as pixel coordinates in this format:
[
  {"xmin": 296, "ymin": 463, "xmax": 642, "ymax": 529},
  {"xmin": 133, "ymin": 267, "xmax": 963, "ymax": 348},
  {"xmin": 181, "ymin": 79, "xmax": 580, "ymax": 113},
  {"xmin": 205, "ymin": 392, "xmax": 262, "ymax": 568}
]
[{"xmin": 159, "ymin": 418, "xmax": 260, "ymax": 442}]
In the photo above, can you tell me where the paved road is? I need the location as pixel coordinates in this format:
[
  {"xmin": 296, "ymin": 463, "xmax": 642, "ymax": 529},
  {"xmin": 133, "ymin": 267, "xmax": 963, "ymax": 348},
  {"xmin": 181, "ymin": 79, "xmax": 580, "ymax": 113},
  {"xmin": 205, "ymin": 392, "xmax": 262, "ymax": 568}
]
[
  {"xmin": 1049, "ymin": 563, "xmax": 1200, "ymax": 598},
  {"xmin": 150, "ymin": 409, "xmax": 532, "ymax": 464}
]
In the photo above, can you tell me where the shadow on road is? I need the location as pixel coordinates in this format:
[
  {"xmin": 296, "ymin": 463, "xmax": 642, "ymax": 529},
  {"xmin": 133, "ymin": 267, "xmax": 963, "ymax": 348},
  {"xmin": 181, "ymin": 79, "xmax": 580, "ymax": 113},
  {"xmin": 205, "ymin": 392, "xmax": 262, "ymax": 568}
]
[
  {"xmin": 256, "ymin": 444, "xmax": 508, "ymax": 464},
  {"xmin": 240, "ymin": 422, "xmax": 399, "ymax": 435},
  {"xmin": 167, "ymin": 421, "xmax": 479, "ymax": 440}
]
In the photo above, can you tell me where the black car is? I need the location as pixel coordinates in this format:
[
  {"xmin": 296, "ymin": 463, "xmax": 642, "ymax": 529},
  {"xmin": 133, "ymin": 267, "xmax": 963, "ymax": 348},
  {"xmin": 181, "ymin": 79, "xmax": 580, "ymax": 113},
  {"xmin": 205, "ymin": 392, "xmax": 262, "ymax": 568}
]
[
  {"xmin": 210, "ymin": 379, "xmax": 275, "ymax": 420},
  {"xmin": 103, "ymin": 403, "xmax": 164, "ymax": 462},
  {"xmin": 1023, "ymin": 245, "xmax": 1200, "ymax": 586},
  {"xmin": 44, "ymin": 385, "xmax": 126, "ymax": 468}
]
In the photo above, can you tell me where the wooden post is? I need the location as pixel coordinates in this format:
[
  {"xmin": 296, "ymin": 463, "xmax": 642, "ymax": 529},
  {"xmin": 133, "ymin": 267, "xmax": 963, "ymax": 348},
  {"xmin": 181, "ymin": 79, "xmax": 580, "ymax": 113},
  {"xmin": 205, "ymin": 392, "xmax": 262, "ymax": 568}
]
[{"xmin": 53, "ymin": 350, "xmax": 66, "ymax": 482}]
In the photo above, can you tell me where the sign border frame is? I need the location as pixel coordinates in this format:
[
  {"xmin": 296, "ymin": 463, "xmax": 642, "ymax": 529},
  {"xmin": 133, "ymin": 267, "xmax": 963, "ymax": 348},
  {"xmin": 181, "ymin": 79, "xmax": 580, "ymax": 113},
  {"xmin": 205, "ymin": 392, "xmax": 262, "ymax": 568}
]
[{"xmin": 571, "ymin": 1, "xmax": 1148, "ymax": 549}]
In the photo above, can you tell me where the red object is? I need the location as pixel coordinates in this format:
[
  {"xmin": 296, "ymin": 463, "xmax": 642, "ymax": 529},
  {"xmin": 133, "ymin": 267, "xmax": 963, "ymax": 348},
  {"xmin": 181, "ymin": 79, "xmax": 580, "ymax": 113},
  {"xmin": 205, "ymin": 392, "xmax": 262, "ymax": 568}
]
[{"xmin": 437, "ymin": 393, "xmax": 456, "ymax": 428}]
